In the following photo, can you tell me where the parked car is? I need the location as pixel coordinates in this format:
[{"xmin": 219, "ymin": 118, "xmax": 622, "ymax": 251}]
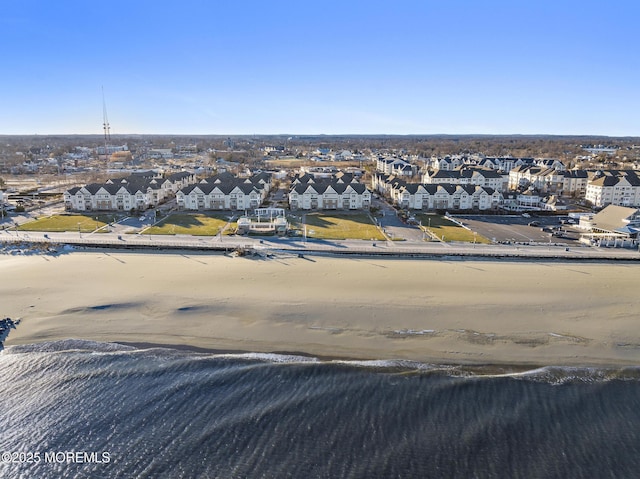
[{"xmin": 528, "ymin": 221, "xmax": 540, "ymax": 227}]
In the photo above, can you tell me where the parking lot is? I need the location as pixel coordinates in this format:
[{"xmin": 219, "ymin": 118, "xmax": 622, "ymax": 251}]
[{"xmin": 454, "ymin": 214, "xmax": 581, "ymax": 244}]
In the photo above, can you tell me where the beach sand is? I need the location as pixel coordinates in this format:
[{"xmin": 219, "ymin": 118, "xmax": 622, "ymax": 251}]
[{"xmin": 2, "ymin": 250, "xmax": 639, "ymax": 366}]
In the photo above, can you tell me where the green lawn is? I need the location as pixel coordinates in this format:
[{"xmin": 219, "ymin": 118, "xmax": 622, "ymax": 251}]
[
  {"xmin": 300, "ymin": 212, "xmax": 385, "ymax": 240},
  {"xmin": 415, "ymin": 214, "xmax": 491, "ymax": 243},
  {"xmin": 145, "ymin": 213, "xmax": 231, "ymax": 236},
  {"xmin": 15, "ymin": 214, "xmax": 110, "ymax": 233}
]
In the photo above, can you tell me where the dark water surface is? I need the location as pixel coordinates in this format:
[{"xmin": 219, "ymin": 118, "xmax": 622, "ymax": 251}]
[{"xmin": 1, "ymin": 340, "xmax": 639, "ymax": 478}]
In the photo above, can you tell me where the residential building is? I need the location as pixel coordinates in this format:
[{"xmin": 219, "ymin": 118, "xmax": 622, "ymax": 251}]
[
  {"xmin": 508, "ymin": 166, "xmax": 585, "ymax": 196},
  {"xmin": 374, "ymin": 173, "xmax": 502, "ymax": 211},
  {"xmin": 423, "ymin": 166, "xmax": 507, "ymax": 192},
  {"xmin": 177, "ymin": 173, "xmax": 272, "ymax": 211},
  {"xmin": 476, "ymin": 157, "xmax": 535, "ymax": 172},
  {"xmin": 392, "ymin": 184, "xmax": 502, "ymax": 211},
  {"xmin": 64, "ymin": 172, "xmax": 197, "ymax": 211},
  {"xmin": 585, "ymin": 170, "xmax": 640, "ymax": 208},
  {"xmin": 561, "ymin": 170, "xmax": 589, "ymax": 197},
  {"xmin": 177, "ymin": 182, "xmax": 263, "ymax": 211},
  {"xmin": 376, "ymin": 157, "xmax": 417, "ymax": 177},
  {"xmin": 288, "ymin": 181, "xmax": 371, "ymax": 210}
]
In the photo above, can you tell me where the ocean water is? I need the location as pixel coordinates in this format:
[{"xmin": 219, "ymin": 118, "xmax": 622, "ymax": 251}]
[{"xmin": 1, "ymin": 341, "xmax": 640, "ymax": 479}]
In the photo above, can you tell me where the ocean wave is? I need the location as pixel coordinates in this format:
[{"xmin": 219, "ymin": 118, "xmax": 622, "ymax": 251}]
[
  {"xmin": 4, "ymin": 340, "xmax": 640, "ymax": 383},
  {"xmin": 495, "ymin": 365, "xmax": 640, "ymax": 384},
  {"xmin": 4, "ymin": 339, "xmax": 137, "ymax": 354}
]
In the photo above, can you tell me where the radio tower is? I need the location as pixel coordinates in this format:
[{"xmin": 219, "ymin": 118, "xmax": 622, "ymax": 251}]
[{"xmin": 102, "ymin": 86, "xmax": 111, "ymax": 162}]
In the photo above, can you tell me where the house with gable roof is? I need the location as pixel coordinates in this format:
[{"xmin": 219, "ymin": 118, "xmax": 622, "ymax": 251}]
[
  {"xmin": 288, "ymin": 181, "xmax": 371, "ymax": 210},
  {"xmin": 176, "ymin": 173, "xmax": 269, "ymax": 211},
  {"xmin": 423, "ymin": 166, "xmax": 507, "ymax": 192},
  {"xmin": 375, "ymin": 173, "xmax": 502, "ymax": 211},
  {"xmin": 391, "ymin": 183, "xmax": 502, "ymax": 211},
  {"xmin": 376, "ymin": 157, "xmax": 416, "ymax": 177}
]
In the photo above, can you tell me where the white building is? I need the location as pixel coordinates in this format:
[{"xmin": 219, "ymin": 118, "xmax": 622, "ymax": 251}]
[
  {"xmin": 423, "ymin": 167, "xmax": 507, "ymax": 192},
  {"xmin": 376, "ymin": 157, "xmax": 416, "ymax": 177},
  {"xmin": 64, "ymin": 172, "xmax": 197, "ymax": 212},
  {"xmin": 585, "ymin": 171, "xmax": 640, "ymax": 208},
  {"xmin": 289, "ymin": 182, "xmax": 371, "ymax": 210},
  {"xmin": 177, "ymin": 173, "xmax": 271, "ymax": 211},
  {"xmin": 177, "ymin": 182, "xmax": 264, "ymax": 211}
]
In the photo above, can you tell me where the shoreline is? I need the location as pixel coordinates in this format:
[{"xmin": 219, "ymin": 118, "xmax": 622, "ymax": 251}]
[
  {"xmin": 6, "ymin": 339, "xmax": 640, "ymax": 373},
  {"xmin": 108, "ymin": 341, "xmax": 640, "ymax": 370},
  {"xmin": 2, "ymin": 250, "xmax": 640, "ymax": 367}
]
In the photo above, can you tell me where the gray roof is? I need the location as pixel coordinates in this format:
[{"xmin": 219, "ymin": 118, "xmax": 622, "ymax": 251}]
[
  {"xmin": 291, "ymin": 181, "xmax": 369, "ymax": 195},
  {"xmin": 592, "ymin": 205, "xmax": 640, "ymax": 234},
  {"xmin": 180, "ymin": 181, "xmax": 260, "ymax": 196},
  {"xmin": 167, "ymin": 171, "xmax": 194, "ymax": 181}
]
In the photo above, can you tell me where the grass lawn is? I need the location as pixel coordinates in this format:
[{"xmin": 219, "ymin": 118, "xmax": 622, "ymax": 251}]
[
  {"xmin": 301, "ymin": 212, "xmax": 385, "ymax": 240},
  {"xmin": 145, "ymin": 213, "xmax": 231, "ymax": 236},
  {"xmin": 415, "ymin": 214, "xmax": 491, "ymax": 243},
  {"xmin": 15, "ymin": 214, "xmax": 110, "ymax": 233}
]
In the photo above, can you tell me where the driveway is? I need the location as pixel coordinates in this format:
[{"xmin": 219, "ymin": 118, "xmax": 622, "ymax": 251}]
[{"xmin": 372, "ymin": 198, "xmax": 424, "ymax": 242}]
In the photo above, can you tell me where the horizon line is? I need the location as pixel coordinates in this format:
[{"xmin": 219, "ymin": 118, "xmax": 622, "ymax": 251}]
[{"xmin": 1, "ymin": 132, "xmax": 639, "ymax": 139}]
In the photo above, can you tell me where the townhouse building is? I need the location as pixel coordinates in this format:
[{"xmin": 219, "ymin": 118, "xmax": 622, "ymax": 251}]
[
  {"xmin": 176, "ymin": 173, "xmax": 272, "ymax": 211},
  {"xmin": 64, "ymin": 172, "xmax": 197, "ymax": 211},
  {"xmin": 374, "ymin": 173, "xmax": 502, "ymax": 211},
  {"xmin": 376, "ymin": 157, "xmax": 417, "ymax": 177},
  {"xmin": 423, "ymin": 166, "xmax": 507, "ymax": 192},
  {"xmin": 508, "ymin": 166, "xmax": 586, "ymax": 196},
  {"xmin": 391, "ymin": 184, "xmax": 502, "ymax": 211},
  {"xmin": 288, "ymin": 181, "xmax": 371, "ymax": 210}
]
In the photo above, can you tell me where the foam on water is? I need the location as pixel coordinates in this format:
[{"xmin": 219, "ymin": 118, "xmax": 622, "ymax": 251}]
[
  {"xmin": 4, "ymin": 339, "xmax": 136, "ymax": 354},
  {"xmin": 2, "ymin": 340, "xmax": 640, "ymax": 478},
  {"xmin": 4, "ymin": 339, "xmax": 639, "ymax": 382}
]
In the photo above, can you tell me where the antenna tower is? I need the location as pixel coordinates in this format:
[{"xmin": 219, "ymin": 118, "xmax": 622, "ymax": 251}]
[{"xmin": 102, "ymin": 86, "xmax": 111, "ymax": 160}]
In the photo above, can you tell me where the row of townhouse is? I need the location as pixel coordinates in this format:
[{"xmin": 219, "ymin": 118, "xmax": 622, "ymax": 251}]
[
  {"xmin": 289, "ymin": 182, "xmax": 371, "ymax": 210},
  {"xmin": 64, "ymin": 171, "xmax": 197, "ymax": 211},
  {"xmin": 288, "ymin": 172, "xmax": 371, "ymax": 210},
  {"xmin": 508, "ymin": 166, "xmax": 588, "ymax": 196},
  {"xmin": 585, "ymin": 170, "xmax": 640, "ymax": 208},
  {"xmin": 373, "ymin": 173, "xmax": 502, "ymax": 211},
  {"xmin": 424, "ymin": 155, "xmax": 477, "ymax": 171},
  {"xmin": 292, "ymin": 171, "xmax": 357, "ymax": 186},
  {"xmin": 426, "ymin": 156, "xmax": 565, "ymax": 173},
  {"xmin": 176, "ymin": 172, "xmax": 272, "ymax": 211},
  {"xmin": 422, "ymin": 166, "xmax": 507, "ymax": 192},
  {"xmin": 376, "ymin": 157, "xmax": 417, "ymax": 177}
]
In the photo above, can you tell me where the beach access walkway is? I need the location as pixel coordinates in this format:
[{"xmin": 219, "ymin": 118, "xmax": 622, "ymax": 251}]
[{"xmin": 1, "ymin": 229, "xmax": 639, "ymax": 261}]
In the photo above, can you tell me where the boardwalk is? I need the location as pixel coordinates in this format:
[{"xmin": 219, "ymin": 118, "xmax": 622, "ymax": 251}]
[{"xmin": 1, "ymin": 229, "xmax": 639, "ymax": 261}]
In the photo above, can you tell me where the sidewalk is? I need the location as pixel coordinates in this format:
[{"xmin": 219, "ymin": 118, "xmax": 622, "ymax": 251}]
[{"xmin": 1, "ymin": 229, "xmax": 639, "ymax": 261}]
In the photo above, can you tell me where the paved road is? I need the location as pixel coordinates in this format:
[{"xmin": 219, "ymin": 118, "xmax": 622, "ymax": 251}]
[
  {"xmin": 2, "ymin": 228, "xmax": 639, "ymax": 261},
  {"xmin": 2, "ymin": 202, "xmax": 639, "ymax": 260},
  {"xmin": 373, "ymin": 198, "xmax": 425, "ymax": 243}
]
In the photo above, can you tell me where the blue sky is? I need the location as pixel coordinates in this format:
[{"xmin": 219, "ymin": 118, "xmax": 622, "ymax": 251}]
[{"xmin": 2, "ymin": 0, "xmax": 638, "ymax": 136}]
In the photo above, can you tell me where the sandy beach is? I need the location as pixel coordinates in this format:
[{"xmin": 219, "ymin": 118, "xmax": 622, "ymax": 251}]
[{"xmin": 2, "ymin": 250, "xmax": 639, "ymax": 366}]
